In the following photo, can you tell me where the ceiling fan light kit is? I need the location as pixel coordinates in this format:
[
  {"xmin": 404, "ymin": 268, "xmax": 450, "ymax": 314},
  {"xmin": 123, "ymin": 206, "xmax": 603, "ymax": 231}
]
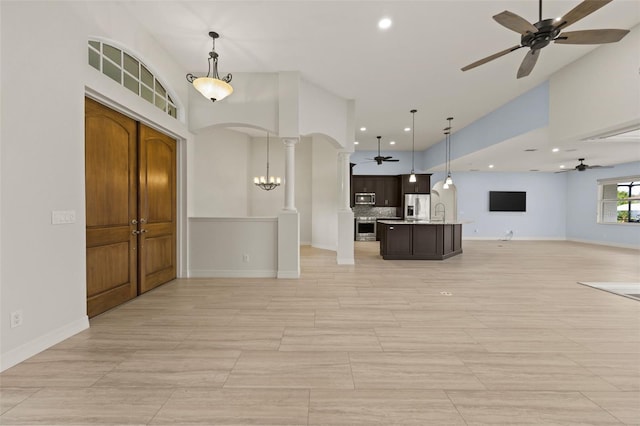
[
  {"xmin": 461, "ymin": 0, "xmax": 630, "ymax": 78},
  {"xmin": 555, "ymin": 158, "xmax": 613, "ymax": 173},
  {"xmin": 186, "ymin": 31, "xmax": 233, "ymax": 102},
  {"xmin": 369, "ymin": 136, "xmax": 399, "ymax": 165}
]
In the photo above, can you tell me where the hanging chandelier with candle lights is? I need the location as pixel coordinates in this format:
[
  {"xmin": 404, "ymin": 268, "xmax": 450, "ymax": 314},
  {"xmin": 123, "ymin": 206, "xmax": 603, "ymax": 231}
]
[{"xmin": 254, "ymin": 132, "xmax": 281, "ymax": 191}]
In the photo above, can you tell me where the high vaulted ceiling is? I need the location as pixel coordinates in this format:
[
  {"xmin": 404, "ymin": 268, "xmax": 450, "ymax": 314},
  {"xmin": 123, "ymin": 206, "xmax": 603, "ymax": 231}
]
[{"xmin": 120, "ymin": 0, "xmax": 639, "ymax": 172}]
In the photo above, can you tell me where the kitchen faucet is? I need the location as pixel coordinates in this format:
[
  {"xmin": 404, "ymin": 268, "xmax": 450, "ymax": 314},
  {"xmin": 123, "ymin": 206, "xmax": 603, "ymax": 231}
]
[{"xmin": 434, "ymin": 202, "xmax": 446, "ymax": 222}]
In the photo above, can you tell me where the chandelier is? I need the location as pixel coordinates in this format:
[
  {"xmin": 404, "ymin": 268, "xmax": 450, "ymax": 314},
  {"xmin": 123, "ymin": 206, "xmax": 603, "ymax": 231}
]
[
  {"xmin": 186, "ymin": 31, "xmax": 233, "ymax": 102},
  {"xmin": 443, "ymin": 117, "xmax": 454, "ymax": 189},
  {"xmin": 254, "ymin": 132, "xmax": 281, "ymax": 191}
]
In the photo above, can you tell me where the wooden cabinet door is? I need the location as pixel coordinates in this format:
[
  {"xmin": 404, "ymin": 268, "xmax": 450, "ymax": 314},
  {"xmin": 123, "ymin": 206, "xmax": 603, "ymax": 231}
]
[
  {"xmin": 382, "ymin": 176, "xmax": 400, "ymax": 206},
  {"xmin": 85, "ymin": 98, "xmax": 138, "ymax": 317},
  {"xmin": 416, "ymin": 174, "xmax": 430, "ymax": 193},
  {"xmin": 384, "ymin": 224, "xmax": 412, "ymax": 256},
  {"xmin": 138, "ymin": 124, "xmax": 177, "ymax": 294},
  {"xmin": 413, "ymin": 225, "xmax": 443, "ymax": 257}
]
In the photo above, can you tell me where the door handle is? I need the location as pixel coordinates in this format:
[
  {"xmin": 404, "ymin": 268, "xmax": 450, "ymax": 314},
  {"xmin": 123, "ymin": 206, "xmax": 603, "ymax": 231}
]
[
  {"xmin": 131, "ymin": 219, "xmax": 138, "ymax": 225},
  {"xmin": 140, "ymin": 229, "xmax": 148, "ymax": 233},
  {"xmin": 132, "ymin": 230, "xmax": 140, "ymax": 235},
  {"xmin": 139, "ymin": 218, "xmax": 147, "ymax": 224}
]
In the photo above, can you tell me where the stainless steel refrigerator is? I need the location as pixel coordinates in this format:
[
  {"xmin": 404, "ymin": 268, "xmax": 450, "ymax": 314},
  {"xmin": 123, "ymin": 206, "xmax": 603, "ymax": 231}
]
[{"xmin": 404, "ymin": 193, "xmax": 430, "ymax": 221}]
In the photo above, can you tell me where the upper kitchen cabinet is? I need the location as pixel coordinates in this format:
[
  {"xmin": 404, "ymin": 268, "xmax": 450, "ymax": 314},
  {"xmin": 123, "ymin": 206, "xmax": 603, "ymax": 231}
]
[
  {"xmin": 400, "ymin": 174, "xmax": 430, "ymax": 195},
  {"xmin": 352, "ymin": 175, "xmax": 378, "ymax": 194},
  {"xmin": 381, "ymin": 175, "xmax": 400, "ymax": 207},
  {"xmin": 351, "ymin": 175, "xmax": 400, "ymax": 207}
]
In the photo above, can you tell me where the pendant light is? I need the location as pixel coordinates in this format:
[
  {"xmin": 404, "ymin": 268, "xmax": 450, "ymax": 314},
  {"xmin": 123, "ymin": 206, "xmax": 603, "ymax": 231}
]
[
  {"xmin": 186, "ymin": 31, "xmax": 233, "ymax": 102},
  {"xmin": 254, "ymin": 131, "xmax": 281, "ymax": 191},
  {"xmin": 443, "ymin": 117, "xmax": 454, "ymax": 189},
  {"xmin": 409, "ymin": 109, "xmax": 417, "ymax": 183}
]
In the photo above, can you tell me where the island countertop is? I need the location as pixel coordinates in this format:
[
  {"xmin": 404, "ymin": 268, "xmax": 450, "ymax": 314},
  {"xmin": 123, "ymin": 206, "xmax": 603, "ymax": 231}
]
[{"xmin": 377, "ymin": 219, "xmax": 467, "ymax": 225}]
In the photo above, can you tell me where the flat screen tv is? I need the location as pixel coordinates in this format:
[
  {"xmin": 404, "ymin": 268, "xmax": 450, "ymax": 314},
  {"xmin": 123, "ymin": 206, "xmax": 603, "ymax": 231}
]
[{"xmin": 489, "ymin": 191, "xmax": 526, "ymax": 212}]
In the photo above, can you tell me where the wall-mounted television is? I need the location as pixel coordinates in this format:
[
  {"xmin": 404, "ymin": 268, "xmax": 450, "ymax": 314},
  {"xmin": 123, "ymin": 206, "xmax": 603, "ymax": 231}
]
[{"xmin": 489, "ymin": 191, "xmax": 526, "ymax": 212}]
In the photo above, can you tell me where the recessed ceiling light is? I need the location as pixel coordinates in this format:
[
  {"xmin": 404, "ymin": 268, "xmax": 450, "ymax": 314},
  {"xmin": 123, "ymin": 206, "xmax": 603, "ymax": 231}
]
[
  {"xmin": 354, "ymin": 141, "xmax": 359, "ymax": 145},
  {"xmin": 404, "ymin": 127, "xmax": 411, "ymax": 132},
  {"xmin": 560, "ymin": 165, "xmax": 565, "ymax": 169},
  {"xmin": 389, "ymin": 141, "xmax": 396, "ymax": 145},
  {"xmin": 378, "ymin": 17, "xmax": 392, "ymax": 30},
  {"xmin": 488, "ymin": 164, "xmax": 494, "ymax": 168},
  {"xmin": 552, "ymin": 148, "xmax": 559, "ymax": 152},
  {"xmin": 360, "ymin": 127, "xmax": 366, "ymax": 131}
]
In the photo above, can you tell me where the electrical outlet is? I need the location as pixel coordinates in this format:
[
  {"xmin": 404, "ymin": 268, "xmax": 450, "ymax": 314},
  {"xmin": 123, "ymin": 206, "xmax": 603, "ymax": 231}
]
[
  {"xmin": 242, "ymin": 254, "xmax": 250, "ymax": 262},
  {"xmin": 10, "ymin": 310, "xmax": 23, "ymax": 328}
]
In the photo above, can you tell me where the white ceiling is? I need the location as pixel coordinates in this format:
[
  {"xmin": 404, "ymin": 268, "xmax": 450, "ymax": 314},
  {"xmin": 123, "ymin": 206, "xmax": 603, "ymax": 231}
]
[{"xmin": 120, "ymin": 0, "xmax": 640, "ymax": 172}]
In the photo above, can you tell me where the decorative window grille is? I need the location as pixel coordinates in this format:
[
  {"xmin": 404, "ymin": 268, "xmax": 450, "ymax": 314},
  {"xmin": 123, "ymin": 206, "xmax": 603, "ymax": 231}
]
[{"xmin": 88, "ymin": 40, "xmax": 178, "ymax": 118}]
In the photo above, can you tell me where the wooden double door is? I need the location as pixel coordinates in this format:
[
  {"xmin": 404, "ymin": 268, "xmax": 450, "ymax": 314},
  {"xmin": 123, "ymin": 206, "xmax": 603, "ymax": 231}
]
[{"xmin": 85, "ymin": 98, "xmax": 176, "ymax": 318}]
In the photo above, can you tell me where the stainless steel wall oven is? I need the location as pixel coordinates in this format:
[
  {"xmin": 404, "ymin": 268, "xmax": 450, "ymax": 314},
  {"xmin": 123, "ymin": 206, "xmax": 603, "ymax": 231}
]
[{"xmin": 355, "ymin": 217, "xmax": 377, "ymax": 241}]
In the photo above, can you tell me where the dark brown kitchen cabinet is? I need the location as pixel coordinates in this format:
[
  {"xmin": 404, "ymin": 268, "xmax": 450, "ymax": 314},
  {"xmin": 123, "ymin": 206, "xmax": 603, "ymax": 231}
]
[
  {"xmin": 351, "ymin": 175, "xmax": 400, "ymax": 207},
  {"xmin": 380, "ymin": 176, "xmax": 400, "ymax": 207},
  {"xmin": 400, "ymin": 173, "xmax": 430, "ymax": 195},
  {"xmin": 379, "ymin": 222, "xmax": 462, "ymax": 260},
  {"xmin": 352, "ymin": 175, "xmax": 377, "ymax": 193},
  {"xmin": 379, "ymin": 223, "xmax": 412, "ymax": 256}
]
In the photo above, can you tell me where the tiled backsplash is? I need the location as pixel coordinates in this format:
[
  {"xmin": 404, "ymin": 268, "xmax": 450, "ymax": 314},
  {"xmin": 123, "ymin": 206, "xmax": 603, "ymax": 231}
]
[{"xmin": 353, "ymin": 206, "xmax": 400, "ymax": 218}]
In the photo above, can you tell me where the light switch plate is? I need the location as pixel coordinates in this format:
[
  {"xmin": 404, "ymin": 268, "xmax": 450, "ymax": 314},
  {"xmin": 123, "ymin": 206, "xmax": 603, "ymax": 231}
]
[{"xmin": 52, "ymin": 210, "xmax": 76, "ymax": 224}]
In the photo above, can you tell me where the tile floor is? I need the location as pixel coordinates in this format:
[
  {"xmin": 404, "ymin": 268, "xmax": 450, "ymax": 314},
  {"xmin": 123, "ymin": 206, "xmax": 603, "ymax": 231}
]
[{"xmin": 1, "ymin": 240, "xmax": 639, "ymax": 425}]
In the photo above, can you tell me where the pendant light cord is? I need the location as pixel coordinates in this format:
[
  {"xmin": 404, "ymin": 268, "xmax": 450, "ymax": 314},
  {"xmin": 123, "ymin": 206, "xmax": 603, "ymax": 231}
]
[
  {"xmin": 410, "ymin": 109, "xmax": 417, "ymax": 172},
  {"xmin": 266, "ymin": 132, "xmax": 270, "ymax": 177}
]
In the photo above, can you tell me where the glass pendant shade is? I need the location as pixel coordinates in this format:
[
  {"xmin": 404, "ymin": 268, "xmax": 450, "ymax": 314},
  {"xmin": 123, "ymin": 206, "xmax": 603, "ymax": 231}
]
[
  {"xmin": 192, "ymin": 77, "xmax": 233, "ymax": 102},
  {"xmin": 186, "ymin": 31, "xmax": 233, "ymax": 103},
  {"xmin": 409, "ymin": 172, "xmax": 417, "ymax": 183},
  {"xmin": 445, "ymin": 174, "xmax": 453, "ymax": 185}
]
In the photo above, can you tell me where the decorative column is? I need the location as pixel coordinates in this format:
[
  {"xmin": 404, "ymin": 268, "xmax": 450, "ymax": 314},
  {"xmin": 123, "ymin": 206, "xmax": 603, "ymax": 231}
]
[
  {"xmin": 278, "ymin": 137, "xmax": 300, "ymax": 278},
  {"xmin": 337, "ymin": 151, "xmax": 355, "ymax": 265},
  {"xmin": 282, "ymin": 138, "xmax": 298, "ymax": 212},
  {"xmin": 338, "ymin": 151, "xmax": 352, "ymax": 211}
]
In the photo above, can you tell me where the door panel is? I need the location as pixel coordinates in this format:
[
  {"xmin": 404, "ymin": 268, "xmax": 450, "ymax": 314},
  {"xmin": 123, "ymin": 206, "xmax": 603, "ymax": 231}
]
[
  {"xmin": 138, "ymin": 124, "xmax": 177, "ymax": 294},
  {"xmin": 86, "ymin": 242, "xmax": 131, "ymax": 297},
  {"xmin": 85, "ymin": 98, "xmax": 138, "ymax": 317}
]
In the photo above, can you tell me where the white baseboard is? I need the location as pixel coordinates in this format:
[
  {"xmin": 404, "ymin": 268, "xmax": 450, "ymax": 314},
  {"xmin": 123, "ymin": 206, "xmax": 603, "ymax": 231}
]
[
  {"xmin": 567, "ymin": 238, "xmax": 640, "ymax": 250},
  {"xmin": 189, "ymin": 269, "xmax": 277, "ymax": 278},
  {"xmin": 311, "ymin": 243, "xmax": 337, "ymax": 251},
  {"xmin": 337, "ymin": 257, "xmax": 355, "ymax": 265},
  {"xmin": 1, "ymin": 316, "xmax": 89, "ymax": 372},
  {"xmin": 277, "ymin": 270, "xmax": 300, "ymax": 279}
]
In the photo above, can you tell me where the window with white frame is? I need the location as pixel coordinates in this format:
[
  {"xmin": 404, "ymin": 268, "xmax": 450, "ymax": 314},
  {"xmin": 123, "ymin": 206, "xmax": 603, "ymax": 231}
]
[
  {"xmin": 88, "ymin": 40, "xmax": 178, "ymax": 119},
  {"xmin": 598, "ymin": 176, "xmax": 640, "ymax": 224}
]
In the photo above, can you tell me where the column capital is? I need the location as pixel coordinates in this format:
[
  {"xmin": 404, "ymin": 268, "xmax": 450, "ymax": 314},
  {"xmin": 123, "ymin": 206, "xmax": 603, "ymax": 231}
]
[{"xmin": 281, "ymin": 137, "xmax": 299, "ymax": 146}]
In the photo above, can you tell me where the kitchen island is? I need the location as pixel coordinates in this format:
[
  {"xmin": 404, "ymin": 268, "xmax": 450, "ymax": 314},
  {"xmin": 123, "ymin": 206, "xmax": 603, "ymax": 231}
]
[{"xmin": 377, "ymin": 220, "xmax": 462, "ymax": 260}]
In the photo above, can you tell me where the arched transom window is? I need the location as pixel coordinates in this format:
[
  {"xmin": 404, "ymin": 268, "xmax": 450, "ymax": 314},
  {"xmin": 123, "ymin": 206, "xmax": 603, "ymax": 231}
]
[{"xmin": 88, "ymin": 40, "xmax": 178, "ymax": 119}]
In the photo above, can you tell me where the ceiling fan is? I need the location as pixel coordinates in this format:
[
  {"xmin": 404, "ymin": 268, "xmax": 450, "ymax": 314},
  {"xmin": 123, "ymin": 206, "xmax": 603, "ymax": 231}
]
[
  {"xmin": 368, "ymin": 136, "xmax": 399, "ymax": 165},
  {"xmin": 461, "ymin": 0, "xmax": 630, "ymax": 79},
  {"xmin": 555, "ymin": 158, "xmax": 613, "ymax": 173}
]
